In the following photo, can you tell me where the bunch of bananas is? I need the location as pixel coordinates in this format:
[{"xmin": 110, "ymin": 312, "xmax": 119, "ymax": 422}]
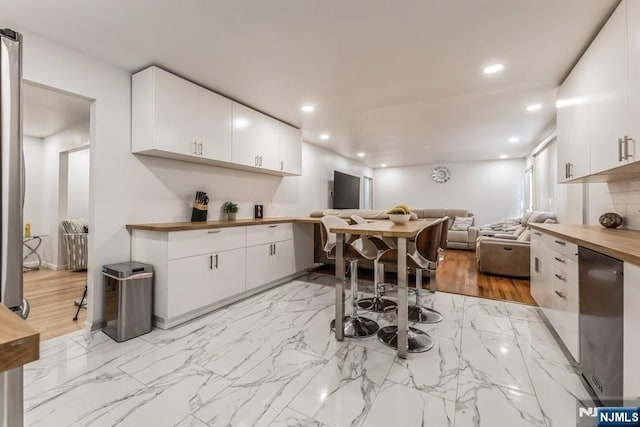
[{"xmin": 386, "ymin": 204, "xmax": 411, "ymax": 215}]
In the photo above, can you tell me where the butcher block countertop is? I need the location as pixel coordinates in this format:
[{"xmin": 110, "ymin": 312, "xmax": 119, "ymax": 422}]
[
  {"xmin": 0, "ymin": 305, "xmax": 39, "ymax": 373},
  {"xmin": 126, "ymin": 217, "xmax": 320, "ymax": 232},
  {"xmin": 529, "ymin": 223, "xmax": 640, "ymax": 265}
]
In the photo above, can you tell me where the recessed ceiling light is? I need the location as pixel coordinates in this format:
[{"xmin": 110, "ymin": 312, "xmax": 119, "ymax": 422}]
[
  {"xmin": 509, "ymin": 137, "xmax": 520, "ymax": 143},
  {"xmin": 319, "ymin": 134, "xmax": 330, "ymax": 140},
  {"xmin": 484, "ymin": 63, "xmax": 504, "ymax": 74},
  {"xmin": 380, "ymin": 163, "xmax": 387, "ymax": 168},
  {"xmin": 357, "ymin": 152, "xmax": 365, "ymax": 157},
  {"xmin": 301, "ymin": 104, "xmax": 315, "ymax": 112},
  {"xmin": 526, "ymin": 103, "xmax": 542, "ymax": 112},
  {"xmin": 499, "ymin": 154, "xmax": 509, "ymax": 159}
]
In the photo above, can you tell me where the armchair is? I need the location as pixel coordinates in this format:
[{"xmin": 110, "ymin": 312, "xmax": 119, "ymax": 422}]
[
  {"xmin": 476, "ymin": 230, "xmax": 531, "ymax": 278},
  {"xmin": 61, "ymin": 218, "xmax": 88, "ymax": 271}
]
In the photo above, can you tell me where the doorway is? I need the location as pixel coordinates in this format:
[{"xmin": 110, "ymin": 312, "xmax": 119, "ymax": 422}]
[{"xmin": 22, "ymin": 82, "xmax": 92, "ymax": 340}]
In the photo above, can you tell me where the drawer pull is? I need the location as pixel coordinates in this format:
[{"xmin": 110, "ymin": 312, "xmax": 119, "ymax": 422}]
[
  {"xmin": 533, "ymin": 232, "xmax": 542, "ymax": 236},
  {"xmin": 554, "ymin": 273, "xmax": 566, "ymax": 282},
  {"xmin": 554, "ymin": 257, "xmax": 566, "ymax": 264},
  {"xmin": 207, "ymin": 230, "xmax": 221, "ymax": 234},
  {"xmin": 555, "ymin": 290, "xmax": 566, "ymax": 299},
  {"xmin": 268, "ymin": 225, "xmax": 278, "ymax": 228},
  {"xmin": 554, "ymin": 240, "xmax": 566, "ymax": 246}
]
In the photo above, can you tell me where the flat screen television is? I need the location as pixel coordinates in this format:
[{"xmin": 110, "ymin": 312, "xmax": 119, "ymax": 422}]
[{"xmin": 333, "ymin": 171, "xmax": 360, "ymax": 209}]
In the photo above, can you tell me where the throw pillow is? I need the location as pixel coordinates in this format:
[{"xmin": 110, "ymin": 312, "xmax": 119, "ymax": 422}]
[{"xmin": 450, "ymin": 216, "xmax": 474, "ymax": 231}]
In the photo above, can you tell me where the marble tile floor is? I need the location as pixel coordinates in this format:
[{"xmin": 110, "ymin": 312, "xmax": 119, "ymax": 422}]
[{"xmin": 24, "ymin": 272, "xmax": 595, "ymax": 427}]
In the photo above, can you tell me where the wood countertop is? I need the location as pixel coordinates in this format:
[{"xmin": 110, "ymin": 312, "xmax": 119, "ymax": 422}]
[
  {"xmin": 0, "ymin": 305, "xmax": 39, "ymax": 373},
  {"xmin": 329, "ymin": 219, "xmax": 435, "ymax": 238},
  {"xmin": 529, "ymin": 223, "xmax": 640, "ymax": 265},
  {"xmin": 126, "ymin": 217, "xmax": 320, "ymax": 232}
]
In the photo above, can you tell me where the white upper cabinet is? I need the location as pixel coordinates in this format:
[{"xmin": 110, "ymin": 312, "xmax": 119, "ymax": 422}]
[
  {"xmin": 557, "ymin": 0, "xmax": 640, "ymax": 181},
  {"xmin": 279, "ymin": 123, "xmax": 302, "ymax": 175},
  {"xmin": 132, "ymin": 67, "xmax": 302, "ymax": 176},
  {"xmin": 231, "ymin": 102, "xmax": 262, "ymax": 167},
  {"xmin": 133, "ymin": 67, "xmax": 199, "ymax": 156},
  {"xmin": 626, "ymin": 0, "xmax": 640, "ymax": 165},
  {"xmin": 198, "ymin": 87, "xmax": 233, "ymax": 162},
  {"xmin": 259, "ymin": 113, "xmax": 281, "ymax": 171},
  {"xmin": 588, "ymin": 2, "xmax": 629, "ymax": 174},
  {"xmin": 557, "ymin": 64, "xmax": 591, "ymax": 182}
]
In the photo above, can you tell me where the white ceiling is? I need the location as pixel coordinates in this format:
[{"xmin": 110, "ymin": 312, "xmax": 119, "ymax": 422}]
[
  {"xmin": 23, "ymin": 84, "xmax": 90, "ymax": 138},
  {"xmin": 3, "ymin": 0, "xmax": 618, "ymax": 166}
]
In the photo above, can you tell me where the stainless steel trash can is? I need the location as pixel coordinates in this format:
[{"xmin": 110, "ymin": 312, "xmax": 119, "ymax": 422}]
[{"xmin": 102, "ymin": 261, "xmax": 154, "ymax": 342}]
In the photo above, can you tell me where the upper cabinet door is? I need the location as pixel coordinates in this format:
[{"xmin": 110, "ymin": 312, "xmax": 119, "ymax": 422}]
[
  {"xmin": 153, "ymin": 68, "xmax": 199, "ymax": 155},
  {"xmin": 279, "ymin": 123, "xmax": 302, "ymax": 175},
  {"xmin": 198, "ymin": 88, "xmax": 232, "ymax": 162},
  {"xmin": 627, "ymin": 0, "xmax": 640, "ymax": 165},
  {"xmin": 231, "ymin": 102, "xmax": 261, "ymax": 167},
  {"xmin": 259, "ymin": 114, "xmax": 281, "ymax": 171},
  {"xmin": 589, "ymin": 1, "xmax": 629, "ymax": 173}
]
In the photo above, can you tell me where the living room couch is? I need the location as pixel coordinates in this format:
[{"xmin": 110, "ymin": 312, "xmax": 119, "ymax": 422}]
[{"xmin": 476, "ymin": 210, "xmax": 557, "ymax": 278}]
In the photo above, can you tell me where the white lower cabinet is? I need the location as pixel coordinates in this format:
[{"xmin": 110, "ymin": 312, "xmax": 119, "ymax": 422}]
[
  {"xmin": 530, "ymin": 230, "xmax": 579, "ymax": 362},
  {"xmin": 624, "ymin": 261, "xmax": 640, "ymax": 404},
  {"xmin": 131, "ymin": 222, "xmax": 312, "ymax": 329},
  {"xmin": 246, "ymin": 239, "xmax": 295, "ymax": 291}
]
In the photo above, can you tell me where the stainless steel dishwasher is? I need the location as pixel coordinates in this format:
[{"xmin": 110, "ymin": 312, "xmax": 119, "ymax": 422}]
[{"xmin": 579, "ymin": 246, "xmax": 624, "ymax": 406}]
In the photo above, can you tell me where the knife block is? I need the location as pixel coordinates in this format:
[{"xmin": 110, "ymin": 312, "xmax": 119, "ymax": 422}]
[{"xmin": 190, "ymin": 203, "xmax": 208, "ymax": 222}]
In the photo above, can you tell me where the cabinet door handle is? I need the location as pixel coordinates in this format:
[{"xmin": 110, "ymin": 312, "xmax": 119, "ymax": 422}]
[
  {"xmin": 207, "ymin": 230, "xmax": 221, "ymax": 234},
  {"xmin": 269, "ymin": 244, "xmax": 273, "ymax": 255},
  {"xmin": 273, "ymin": 243, "xmax": 277, "ymax": 255},
  {"xmin": 194, "ymin": 142, "xmax": 198, "ymax": 154},
  {"xmin": 568, "ymin": 162, "xmax": 573, "ymax": 178},
  {"xmin": 618, "ymin": 138, "xmax": 624, "ymax": 162},
  {"xmin": 554, "ymin": 273, "xmax": 566, "ymax": 282},
  {"xmin": 215, "ymin": 254, "xmax": 219, "ymax": 269},
  {"xmin": 554, "ymin": 240, "xmax": 566, "ymax": 246},
  {"xmin": 281, "ymin": 160, "xmax": 284, "ymax": 171},
  {"xmin": 209, "ymin": 255, "xmax": 213, "ymax": 270},
  {"xmin": 555, "ymin": 290, "xmax": 566, "ymax": 299},
  {"xmin": 259, "ymin": 156, "xmax": 263, "ymax": 166},
  {"xmin": 624, "ymin": 136, "xmax": 633, "ymax": 160},
  {"xmin": 199, "ymin": 143, "xmax": 203, "ymax": 155},
  {"xmin": 534, "ymin": 257, "xmax": 541, "ymax": 273},
  {"xmin": 554, "ymin": 256, "xmax": 566, "ymax": 263},
  {"xmin": 565, "ymin": 162, "xmax": 568, "ymax": 179}
]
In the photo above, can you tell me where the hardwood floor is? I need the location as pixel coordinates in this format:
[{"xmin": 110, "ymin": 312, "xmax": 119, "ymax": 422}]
[
  {"xmin": 312, "ymin": 249, "xmax": 535, "ymax": 305},
  {"xmin": 436, "ymin": 249, "xmax": 535, "ymax": 305},
  {"xmin": 23, "ymin": 269, "xmax": 87, "ymax": 341}
]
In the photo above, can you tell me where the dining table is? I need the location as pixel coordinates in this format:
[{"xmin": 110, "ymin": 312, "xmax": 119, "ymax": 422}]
[{"xmin": 329, "ymin": 218, "xmax": 437, "ymax": 359}]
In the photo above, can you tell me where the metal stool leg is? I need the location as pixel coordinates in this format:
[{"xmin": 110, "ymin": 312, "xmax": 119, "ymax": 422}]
[
  {"xmin": 378, "ymin": 325, "xmax": 434, "ymax": 353},
  {"xmin": 357, "ymin": 260, "xmax": 397, "ymax": 313},
  {"xmin": 331, "ymin": 259, "xmax": 379, "ymax": 338},
  {"xmin": 407, "ymin": 269, "xmax": 443, "ymax": 324},
  {"xmin": 73, "ymin": 285, "xmax": 87, "ymax": 322}
]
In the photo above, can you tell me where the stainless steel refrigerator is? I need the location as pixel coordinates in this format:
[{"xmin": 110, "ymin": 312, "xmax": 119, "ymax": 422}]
[{"xmin": 0, "ymin": 28, "xmax": 28, "ymax": 427}]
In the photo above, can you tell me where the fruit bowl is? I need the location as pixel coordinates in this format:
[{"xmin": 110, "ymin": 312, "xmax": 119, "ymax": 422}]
[{"xmin": 389, "ymin": 214, "xmax": 411, "ymax": 225}]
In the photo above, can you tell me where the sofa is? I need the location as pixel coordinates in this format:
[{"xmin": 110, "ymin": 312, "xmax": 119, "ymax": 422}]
[
  {"xmin": 61, "ymin": 217, "xmax": 89, "ymax": 271},
  {"xmin": 476, "ymin": 211, "xmax": 557, "ymax": 278},
  {"xmin": 310, "ymin": 208, "xmax": 478, "ymax": 270}
]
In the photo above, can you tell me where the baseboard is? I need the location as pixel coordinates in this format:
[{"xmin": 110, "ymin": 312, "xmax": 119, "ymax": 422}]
[{"xmin": 42, "ymin": 263, "xmax": 67, "ymax": 271}]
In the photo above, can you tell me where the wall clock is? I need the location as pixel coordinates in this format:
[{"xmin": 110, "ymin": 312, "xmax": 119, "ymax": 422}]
[{"xmin": 432, "ymin": 166, "xmax": 451, "ymax": 183}]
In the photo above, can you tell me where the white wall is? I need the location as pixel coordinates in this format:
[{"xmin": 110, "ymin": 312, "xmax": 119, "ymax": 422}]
[
  {"xmin": 374, "ymin": 159, "xmax": 525, "ymax": 226},
  {"xmin": 23, "ymin": 136, "xmax": 43, "ymax": 234},
  {"xmin": 586, "ymin": 180, "xmax": 640, "ymax": 231},
  {"xmin": 40, "ymin": 122, "xmax": 90, "ymax": 268},
  {"xmin": 67, "ymin": 148, "xmax": 90, "ymax": 219}
]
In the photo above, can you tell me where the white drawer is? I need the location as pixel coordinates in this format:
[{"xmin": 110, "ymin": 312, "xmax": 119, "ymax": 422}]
[
  {"xmin": 168, "ymin": 227, "xmax": 246, "ymax": 260},
  {"xmin": 246, "ymin": 223, "xmax": 293, "ymax": 247},
  {"xmin": 551, "ymin": 253, "xmax": 579, "ymax": 282},
  {"xmin": 543, "ymin": 233, "xmax": 578, "ymax": 261}
]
